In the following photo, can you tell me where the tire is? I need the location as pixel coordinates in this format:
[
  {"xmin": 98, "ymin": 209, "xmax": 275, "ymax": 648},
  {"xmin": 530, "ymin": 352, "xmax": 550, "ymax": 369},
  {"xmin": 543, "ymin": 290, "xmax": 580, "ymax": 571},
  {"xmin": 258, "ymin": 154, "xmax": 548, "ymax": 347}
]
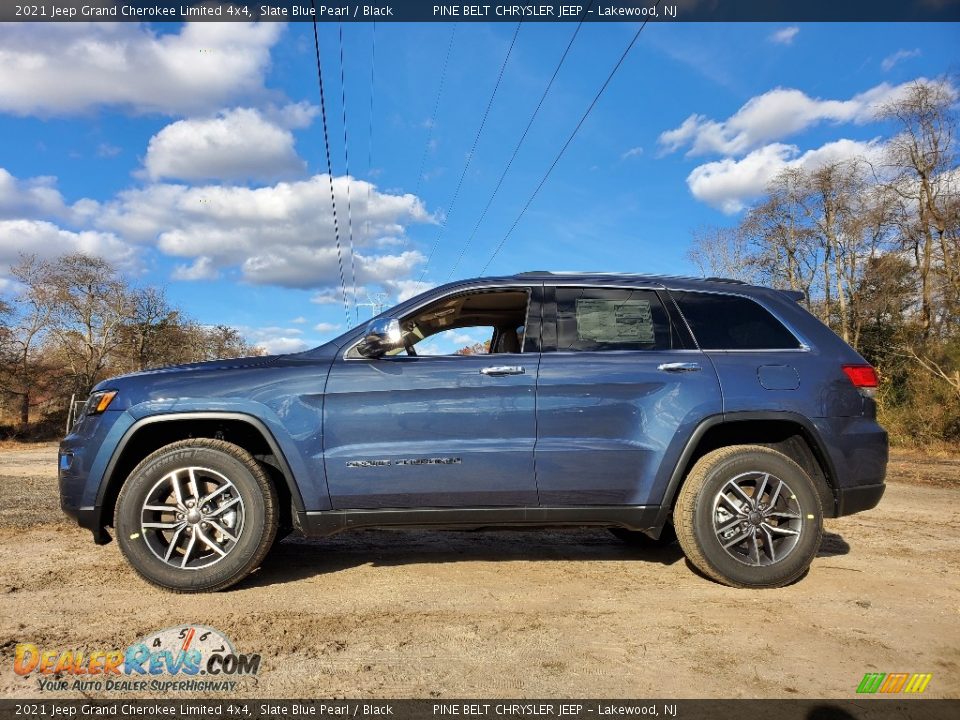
[
  {"xmin": 115, "ymin": 439, "xmax": 278, "ymax": 593},
  {"xmin": 609, "ymin": 524, "xmax": 677, "ymax": 547},
  {"xmin": 674, "ymin": 445, "xmax": 822, "ymax": 589}
]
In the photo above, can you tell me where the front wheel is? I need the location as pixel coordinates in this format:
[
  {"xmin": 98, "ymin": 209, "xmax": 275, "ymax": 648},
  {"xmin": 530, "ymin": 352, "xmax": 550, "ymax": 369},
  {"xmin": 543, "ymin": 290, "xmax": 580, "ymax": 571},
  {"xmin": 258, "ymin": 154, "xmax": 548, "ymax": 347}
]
[
  {"xmin": 673, "ymin": 445, "xmax": 823, "ymax": 589},
  {"xmin": 115, "ymin": 439, "xmax": 278, "ymax": 593}
]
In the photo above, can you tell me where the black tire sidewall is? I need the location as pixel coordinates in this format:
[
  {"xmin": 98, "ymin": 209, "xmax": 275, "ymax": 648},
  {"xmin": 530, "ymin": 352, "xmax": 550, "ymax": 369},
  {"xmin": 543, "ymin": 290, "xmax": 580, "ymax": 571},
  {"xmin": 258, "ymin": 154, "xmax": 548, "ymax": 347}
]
[
  {"xmin": 115, "ymin": 445, "xmax": 271, "ymax": 591},
  {"xmin": 691, "ymin": 450, "xmax": 822, "ymax": 588}
]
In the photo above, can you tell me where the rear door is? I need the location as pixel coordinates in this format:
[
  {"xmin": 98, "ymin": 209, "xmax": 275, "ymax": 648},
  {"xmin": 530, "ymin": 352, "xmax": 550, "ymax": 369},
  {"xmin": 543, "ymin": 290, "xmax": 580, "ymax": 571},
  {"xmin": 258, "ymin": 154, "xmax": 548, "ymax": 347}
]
[{"xmin": 534, "ymin": 285, "xmax": 722, "ymax": 506}]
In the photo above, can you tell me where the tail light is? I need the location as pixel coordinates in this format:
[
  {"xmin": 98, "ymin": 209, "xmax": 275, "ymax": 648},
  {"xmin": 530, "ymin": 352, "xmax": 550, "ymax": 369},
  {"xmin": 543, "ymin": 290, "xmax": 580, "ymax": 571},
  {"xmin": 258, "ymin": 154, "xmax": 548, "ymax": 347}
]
[{"xmin": 842, "ymin": 365, "xmax": 878, "ymax": 398}]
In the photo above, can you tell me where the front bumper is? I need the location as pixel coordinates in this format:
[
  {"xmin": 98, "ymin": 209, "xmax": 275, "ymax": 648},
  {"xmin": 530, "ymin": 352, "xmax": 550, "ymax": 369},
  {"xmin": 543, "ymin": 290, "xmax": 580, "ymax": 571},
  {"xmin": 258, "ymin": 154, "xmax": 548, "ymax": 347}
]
[
  {"xmin": 60, "ymin": 501, "xmax": 111, "ymax": 544},
  {"xmin": 58, "ymin": 409, "xmax": 128, "ymax": 545}
]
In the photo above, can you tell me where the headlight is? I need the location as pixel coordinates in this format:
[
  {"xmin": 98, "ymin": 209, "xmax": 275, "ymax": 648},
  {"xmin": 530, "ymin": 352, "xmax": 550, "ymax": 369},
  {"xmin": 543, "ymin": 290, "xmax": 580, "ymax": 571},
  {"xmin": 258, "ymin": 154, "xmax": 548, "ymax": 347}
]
[{"xmin": 85, "ymin": 390, "xmax": 118, "ymax": 415}]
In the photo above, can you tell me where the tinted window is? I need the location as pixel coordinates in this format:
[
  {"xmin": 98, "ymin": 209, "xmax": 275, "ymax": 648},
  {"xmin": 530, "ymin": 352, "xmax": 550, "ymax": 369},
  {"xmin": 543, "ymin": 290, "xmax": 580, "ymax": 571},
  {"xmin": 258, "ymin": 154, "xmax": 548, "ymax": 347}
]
[
  {"xmin": 552, "ymin": 288, "xmax": 688, "ymax": 352},
  {"xmin": 672, "ymin": 291, "xmax": 801, "ymax": 350}
]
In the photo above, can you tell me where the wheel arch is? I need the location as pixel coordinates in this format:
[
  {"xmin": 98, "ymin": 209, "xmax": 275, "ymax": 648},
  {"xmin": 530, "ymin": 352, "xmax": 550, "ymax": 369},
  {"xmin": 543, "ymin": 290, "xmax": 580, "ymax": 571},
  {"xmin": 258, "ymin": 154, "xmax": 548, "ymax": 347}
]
[
  {"xmin": 97, "ymin": 412, "xmax": 305, "ymax": 531},
  {"xmin": 655, "ymin": 411, "xmax": 839, "ymax": 532}
]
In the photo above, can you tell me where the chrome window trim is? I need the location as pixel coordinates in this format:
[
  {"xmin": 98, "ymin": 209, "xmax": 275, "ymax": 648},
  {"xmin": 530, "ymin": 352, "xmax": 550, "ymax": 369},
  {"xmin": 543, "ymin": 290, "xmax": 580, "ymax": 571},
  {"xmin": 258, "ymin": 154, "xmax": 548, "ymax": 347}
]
[{"xmin": 342, "ymin": 283, "xmax": 537, "ymax": 361}]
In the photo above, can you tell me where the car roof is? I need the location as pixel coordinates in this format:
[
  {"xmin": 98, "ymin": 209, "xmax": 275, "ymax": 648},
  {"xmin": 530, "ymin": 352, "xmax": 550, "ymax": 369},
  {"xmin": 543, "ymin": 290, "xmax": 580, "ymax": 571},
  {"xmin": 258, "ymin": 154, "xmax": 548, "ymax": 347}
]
[{"xmin": 443, "ymin": 270, "xmax": 767, "ymax": 295}]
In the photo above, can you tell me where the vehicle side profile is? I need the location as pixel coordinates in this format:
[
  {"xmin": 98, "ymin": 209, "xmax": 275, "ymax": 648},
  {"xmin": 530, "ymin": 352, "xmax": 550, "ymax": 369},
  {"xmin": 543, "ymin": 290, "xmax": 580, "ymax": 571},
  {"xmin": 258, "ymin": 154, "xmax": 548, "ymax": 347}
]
[{"xmin": 59, "ymin": 272, "xmax": 887, "ymax": 592}]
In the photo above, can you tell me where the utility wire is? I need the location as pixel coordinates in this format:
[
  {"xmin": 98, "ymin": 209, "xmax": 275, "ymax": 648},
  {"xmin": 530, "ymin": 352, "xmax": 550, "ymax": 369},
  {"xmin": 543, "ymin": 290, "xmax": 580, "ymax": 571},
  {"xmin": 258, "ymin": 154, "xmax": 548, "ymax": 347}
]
[
  {"xmin": 310, "ymin": 2, "xmax": 350, "ymax": 325},
  {"xmin": 414, "ymin": 24, "xmax": 457, "ymax": 197},
  {"xmin": 445, "ymin": 3, "xmax": 592, "ymax": 281},
  {"xmin": 418, "ymin": 22, "xmax": 521, "ymax": 284},
  {"xmin": 338, "ymin": 22, "xmax": 359, "ymax": 322},
  {"xmin": 363, "ymin": 22, "xmax": 378, "ymax": 309},
  {"xmin": 479, "ymin": 17, "xmax": 655, "ymax": 275}
]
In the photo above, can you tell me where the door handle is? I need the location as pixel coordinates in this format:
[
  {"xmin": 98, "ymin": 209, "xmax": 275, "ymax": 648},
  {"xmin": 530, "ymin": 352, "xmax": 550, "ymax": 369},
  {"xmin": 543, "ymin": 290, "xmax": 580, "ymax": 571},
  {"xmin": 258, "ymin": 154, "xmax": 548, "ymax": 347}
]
[
  {"xmin": 657, "ymin": 362, "xmax": 702, "ymax": 373},
  {"xmin": 480, "ymin": 365, "xmax": 525, "ymax": 376}
]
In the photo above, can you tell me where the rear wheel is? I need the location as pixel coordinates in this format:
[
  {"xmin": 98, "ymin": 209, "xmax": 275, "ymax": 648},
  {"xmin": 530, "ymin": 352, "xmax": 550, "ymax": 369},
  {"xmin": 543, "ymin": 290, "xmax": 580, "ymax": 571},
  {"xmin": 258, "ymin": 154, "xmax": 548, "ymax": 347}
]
[
  {"xmin": 674, "ymin": 445, "xmax": 822, "ymax": 589},
  {"xmin": 115, "ymin": 439, "xmax": 278, "ymax": 592}
]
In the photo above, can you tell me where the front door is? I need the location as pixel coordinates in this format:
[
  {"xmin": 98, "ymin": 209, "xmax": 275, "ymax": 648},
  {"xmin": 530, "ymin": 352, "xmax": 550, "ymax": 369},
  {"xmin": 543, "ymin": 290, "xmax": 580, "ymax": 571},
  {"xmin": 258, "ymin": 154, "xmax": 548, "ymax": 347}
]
[
  {"xmin": 322, "ymin": 287, "xmax": 540, "ymax": 509},
  {"xmin": 534, "ymin": 285, "xmax": 722, "ymax": 506}
]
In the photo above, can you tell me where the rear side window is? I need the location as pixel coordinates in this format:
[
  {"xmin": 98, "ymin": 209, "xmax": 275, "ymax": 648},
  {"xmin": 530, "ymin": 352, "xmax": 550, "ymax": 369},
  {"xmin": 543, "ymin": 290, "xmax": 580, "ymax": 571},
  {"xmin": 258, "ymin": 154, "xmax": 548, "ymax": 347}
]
[
  {"xmin": 552, "ymin": 288, "xmax": 689, "ymax": 352},
  {"xmin": 672, "ymin": 291, "xmax": 802, "ymax": 350}
]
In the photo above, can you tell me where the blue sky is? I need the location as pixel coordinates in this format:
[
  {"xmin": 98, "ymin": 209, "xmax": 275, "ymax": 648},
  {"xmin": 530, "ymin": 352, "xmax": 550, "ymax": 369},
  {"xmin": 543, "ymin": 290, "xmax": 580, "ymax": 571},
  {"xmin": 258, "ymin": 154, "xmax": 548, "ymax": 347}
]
[{"xmin": 0, "ymin": 20, "xmax": 956, "ymax": 353}]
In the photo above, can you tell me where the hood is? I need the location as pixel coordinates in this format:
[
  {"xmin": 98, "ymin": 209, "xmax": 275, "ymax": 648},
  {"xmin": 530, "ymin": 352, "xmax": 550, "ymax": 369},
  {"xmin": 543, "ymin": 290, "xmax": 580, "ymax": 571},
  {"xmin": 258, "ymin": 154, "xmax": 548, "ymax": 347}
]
[{"xmin": 93, "ymin": 354, "xmax": 282, "ymax": 390}]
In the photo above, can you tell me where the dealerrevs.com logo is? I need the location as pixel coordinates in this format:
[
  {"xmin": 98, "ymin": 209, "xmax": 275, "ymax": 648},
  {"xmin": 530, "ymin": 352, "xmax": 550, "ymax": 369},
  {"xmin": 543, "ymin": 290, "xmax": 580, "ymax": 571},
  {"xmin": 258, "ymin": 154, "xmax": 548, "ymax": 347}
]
[{"xmin": 13, "ymin": 625, "xmax": 260, "ymax": 693}]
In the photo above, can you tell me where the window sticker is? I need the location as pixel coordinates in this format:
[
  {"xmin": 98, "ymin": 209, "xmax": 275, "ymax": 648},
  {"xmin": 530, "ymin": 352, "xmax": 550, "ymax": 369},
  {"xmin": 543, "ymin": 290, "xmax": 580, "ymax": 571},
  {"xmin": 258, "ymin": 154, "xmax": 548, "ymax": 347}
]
[{"xmin": 575, "ymin": 298, "xmax": 655, "ymax": 344}]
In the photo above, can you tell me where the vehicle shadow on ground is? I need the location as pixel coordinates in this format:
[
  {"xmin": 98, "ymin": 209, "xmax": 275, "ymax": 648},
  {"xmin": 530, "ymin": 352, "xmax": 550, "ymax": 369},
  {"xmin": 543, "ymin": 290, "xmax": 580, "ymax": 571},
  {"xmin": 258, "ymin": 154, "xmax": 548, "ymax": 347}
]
[
  {"xmin": 240, "ymin": 529, "xmax": 686, "ymax": 589},
  {"xmin": 817, "ymin": 531, "xmax": 850, "ymax": 557}
]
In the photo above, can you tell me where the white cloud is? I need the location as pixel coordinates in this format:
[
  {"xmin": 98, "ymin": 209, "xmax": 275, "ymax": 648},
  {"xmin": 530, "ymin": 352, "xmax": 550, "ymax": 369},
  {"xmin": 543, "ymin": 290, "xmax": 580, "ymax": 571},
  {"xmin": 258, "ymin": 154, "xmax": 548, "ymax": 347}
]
[
  {"xmin": 0, "ymin": 219, "xmax": 136, "ymax": 270},
  {"xmin": 96, "ymin": 143, "xmax": 122, "ymax": 158},
  {"xmin": 686, "ymin": 139, "xmax": 884, "ymax": 213},
  {"xmin": 171, "ymin": 256, "xmax": 219, "ymax": 281},
  {"xmin": 313, "ymin": 322, "xmax": 341, "ymax": 333},
  {"xmin": 239, "ymin": 325, "xmax": 309, "ymax": 355},
  {"xmin": 143, "ymin": 107, "xmax": 307, "ymax": 183},
  {"xmin": 256, "ymin": 336, "xmax": 309, "ymax": 354},
  {"xmin": 0, "ymin": 168, "xmax": 73, "ymax": 220},
  {"xmin": 881, "ymin": 49, "xmax": 921, "ymax": 72},
  {"xmin": 96, "ymin": 174, "xmax": 432, "ymax": 289},
  {"xmin": 769, "ymin": 27, "xmax": 800, "ymax": 45},
  {"xmin": 659, "ymin": 80, "xmax": 921, "ymax": 157},
  {"xmin": 621, "ymin": 146, "xmax": 643, "ymax": 160},
  {"xmin": 383, "ymin": 279, "xmax": 434, "ymax": 303},
  {"xmin": 291, "ymin": 316, "xmax": 307, "ymax": 324},
  {"xmin": 0, "ymin": 22, "xmax": 282, "ymax": 116}
]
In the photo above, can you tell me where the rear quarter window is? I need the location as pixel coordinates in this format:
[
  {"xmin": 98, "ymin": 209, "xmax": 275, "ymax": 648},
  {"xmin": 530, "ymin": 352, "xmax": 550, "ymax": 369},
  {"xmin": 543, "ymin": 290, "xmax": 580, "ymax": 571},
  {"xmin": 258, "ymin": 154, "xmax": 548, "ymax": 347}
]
[{"xmin": 671, "ymin": 291, "xmax": 802, "ymax": 350}]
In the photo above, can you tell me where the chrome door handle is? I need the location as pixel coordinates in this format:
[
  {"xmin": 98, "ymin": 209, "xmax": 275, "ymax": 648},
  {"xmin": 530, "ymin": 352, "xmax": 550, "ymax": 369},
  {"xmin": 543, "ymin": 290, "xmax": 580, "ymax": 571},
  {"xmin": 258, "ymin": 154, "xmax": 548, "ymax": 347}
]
[
  {"xmin": 480, "ymin": 365, "xmax": 525, "ymax": 376},
  {"xmin": 658, "ymin": 362, "xmax": 702, "ymax": 373}
]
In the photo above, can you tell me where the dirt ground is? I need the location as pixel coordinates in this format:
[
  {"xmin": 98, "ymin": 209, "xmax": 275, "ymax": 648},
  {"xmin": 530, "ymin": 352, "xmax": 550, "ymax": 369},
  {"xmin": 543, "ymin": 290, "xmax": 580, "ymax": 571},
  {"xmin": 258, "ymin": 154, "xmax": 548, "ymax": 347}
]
[{"xmin": 0, "ymin": 443, "xmax": 957, "ymax": 699}]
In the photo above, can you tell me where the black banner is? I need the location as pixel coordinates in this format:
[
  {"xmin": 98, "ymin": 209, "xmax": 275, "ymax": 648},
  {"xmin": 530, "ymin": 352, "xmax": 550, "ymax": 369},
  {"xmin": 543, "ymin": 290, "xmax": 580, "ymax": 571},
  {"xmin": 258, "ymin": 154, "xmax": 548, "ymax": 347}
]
[
  {"xmin": 2, "ymin": 0, "xmax": 960, "ymax": 23},
  {"xmin": 1, "ymin": 700, "xmax": 959, "ymax": 720}
]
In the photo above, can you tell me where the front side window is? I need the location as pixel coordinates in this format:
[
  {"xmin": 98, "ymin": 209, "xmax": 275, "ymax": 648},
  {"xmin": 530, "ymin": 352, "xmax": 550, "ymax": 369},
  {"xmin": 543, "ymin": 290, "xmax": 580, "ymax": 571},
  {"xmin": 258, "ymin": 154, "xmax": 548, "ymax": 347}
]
[
  {"xmin": 392, "ymin": 289, "xmax": 530, "ymax": 356},
  {"xmin": 551, "ymin": 288, "xmax": 688, "ymax": 352},
  {"xmin": 671, "ymin": 291, "xmax": 802, "ymax": 350}
]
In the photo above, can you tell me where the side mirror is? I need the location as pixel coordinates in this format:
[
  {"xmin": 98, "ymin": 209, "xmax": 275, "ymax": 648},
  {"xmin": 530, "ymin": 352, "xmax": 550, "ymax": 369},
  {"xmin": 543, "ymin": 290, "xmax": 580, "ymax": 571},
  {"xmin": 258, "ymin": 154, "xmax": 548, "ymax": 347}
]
[{"xmin": 356, "ymin": 318, "xmax": 404, "ymax": 358}]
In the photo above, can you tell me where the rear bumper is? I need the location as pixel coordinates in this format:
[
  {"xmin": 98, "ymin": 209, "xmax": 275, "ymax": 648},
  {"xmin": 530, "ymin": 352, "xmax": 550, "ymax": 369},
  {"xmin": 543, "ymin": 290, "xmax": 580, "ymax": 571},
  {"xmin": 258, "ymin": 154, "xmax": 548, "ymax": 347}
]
[{"xmin": 836, "ymin": 482, "xmax": 885, "ymax": 517}]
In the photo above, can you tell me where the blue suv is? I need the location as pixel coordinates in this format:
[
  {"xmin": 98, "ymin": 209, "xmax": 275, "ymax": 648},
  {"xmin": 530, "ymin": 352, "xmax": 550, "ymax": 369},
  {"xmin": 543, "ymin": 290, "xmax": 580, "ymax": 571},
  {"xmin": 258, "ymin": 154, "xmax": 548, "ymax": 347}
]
[{"xmin": 59, "ymin": 272, "xmax": 887, "ymax": 591}]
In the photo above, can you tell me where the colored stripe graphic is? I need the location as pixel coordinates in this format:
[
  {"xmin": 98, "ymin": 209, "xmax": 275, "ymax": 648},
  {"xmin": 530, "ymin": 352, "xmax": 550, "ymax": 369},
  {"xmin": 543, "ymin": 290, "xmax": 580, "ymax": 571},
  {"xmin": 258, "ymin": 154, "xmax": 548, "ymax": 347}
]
[
  {"xmin": 857, "ymin": 672, "xmax": 932, "ymax": 694},
  {"xmin": 857, "ymin": 673, "xmax": 886, "ymax": 693},
  {"xmin": 904, "ymin": 674, "xmax": 933, "ymax": 694},
  {"xmin": 880, "ymin": 673, "xmax": 909, "ymax": 693}
]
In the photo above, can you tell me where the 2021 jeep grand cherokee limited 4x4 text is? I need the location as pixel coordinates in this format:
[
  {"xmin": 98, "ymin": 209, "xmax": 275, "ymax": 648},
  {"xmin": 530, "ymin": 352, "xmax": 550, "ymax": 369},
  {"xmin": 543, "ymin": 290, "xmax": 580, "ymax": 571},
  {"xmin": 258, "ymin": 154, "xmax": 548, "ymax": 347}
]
[{"xmin": 59, "ymin": 272, "xmax": 887, "ymax": 591}]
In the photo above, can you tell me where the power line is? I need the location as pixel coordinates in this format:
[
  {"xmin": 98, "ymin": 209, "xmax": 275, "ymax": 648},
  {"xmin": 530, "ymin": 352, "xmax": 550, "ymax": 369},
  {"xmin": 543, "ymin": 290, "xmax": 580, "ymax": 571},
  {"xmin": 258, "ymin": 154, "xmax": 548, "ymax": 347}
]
[
  {"xmin": 310, "ymin": 2, "xmax": 350, "ymax": 325},
  {"xmin": 445, "ymin": 3, "xmax": 592, "ymax": 281},
  {"xmin": 418, "ymin": 22, "xmax": 522, "ymax": 284},
  {"xmin": 479, "ymin": 17, "xmax": 656, "ymax": 276},
  {"xmin": 363, "ymin": 22, "xmax": 378, "ymax": 303},
  {"xmin": 338, "ymin": 22, "xmax": 359, "ymax": 322},
  {"xmin": 414, "ymin": 24, "xmax": 457, "ymax": 197}
]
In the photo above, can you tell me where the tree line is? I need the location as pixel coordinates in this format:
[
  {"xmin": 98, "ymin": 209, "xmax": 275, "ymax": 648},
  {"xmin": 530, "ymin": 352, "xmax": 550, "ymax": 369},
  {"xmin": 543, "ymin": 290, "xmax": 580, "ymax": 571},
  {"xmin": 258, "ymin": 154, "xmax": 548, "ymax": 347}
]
[
  {"xmin": 0, "ymin": 253, "xmax": 262, "ymax": 436},
  {"xmin": 689, "ymin": 78, "xmax": 959, "ymax": 446}
]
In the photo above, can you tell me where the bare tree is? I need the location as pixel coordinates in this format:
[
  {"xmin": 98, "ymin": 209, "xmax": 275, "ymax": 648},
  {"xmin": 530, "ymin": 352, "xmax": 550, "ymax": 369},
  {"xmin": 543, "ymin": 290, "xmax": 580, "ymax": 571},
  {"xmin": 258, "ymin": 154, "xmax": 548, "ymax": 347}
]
[
  {"xmin": 880, "ymin": 78, "xmax": 958, "ymax": 338},
  {"xmin": 0, "ymin": 256, "xmax": 56, "ymax": 428},
  {"xmin": 45, "ymin": 254, "xmax": 132, "ymax": 397},
  {"xmin": 687, "ymin": 226, "xmax": 760, "ymax": 284}
]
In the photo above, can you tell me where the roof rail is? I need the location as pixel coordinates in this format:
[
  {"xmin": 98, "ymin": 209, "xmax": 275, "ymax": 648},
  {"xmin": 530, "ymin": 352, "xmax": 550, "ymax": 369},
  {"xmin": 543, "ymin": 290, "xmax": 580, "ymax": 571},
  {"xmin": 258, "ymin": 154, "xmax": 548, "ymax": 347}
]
[{"xmin": 704, "ymin": 276, "xmax": 747, "ymax": 285}]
